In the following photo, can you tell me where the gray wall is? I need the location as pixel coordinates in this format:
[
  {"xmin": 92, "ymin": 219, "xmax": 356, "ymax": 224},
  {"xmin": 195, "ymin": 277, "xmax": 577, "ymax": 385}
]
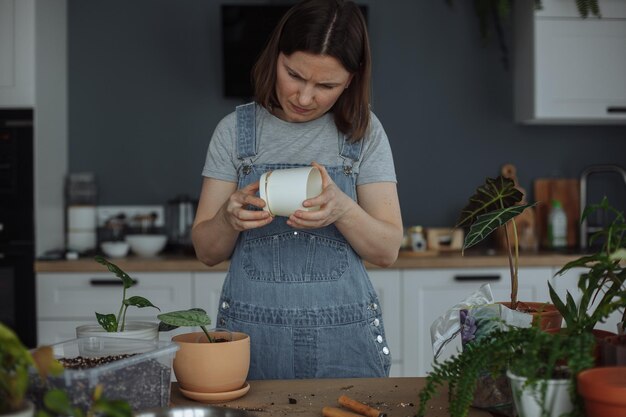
[{"xmin": 68, "ymin": 0, "xmax": 626, "ymax": 228}]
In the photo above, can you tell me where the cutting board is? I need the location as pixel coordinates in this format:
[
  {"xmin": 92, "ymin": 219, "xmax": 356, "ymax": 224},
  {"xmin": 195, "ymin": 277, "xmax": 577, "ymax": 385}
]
[{"xmin": 533, "ymin": 179, "xmax": 580, "ymax": 248}]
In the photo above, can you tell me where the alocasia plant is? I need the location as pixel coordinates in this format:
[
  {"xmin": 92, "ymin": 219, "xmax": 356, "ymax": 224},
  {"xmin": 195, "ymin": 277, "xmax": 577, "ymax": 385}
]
[{"xmin": 456, "ymin": 175, "xmax": 535, "ymax": 309}]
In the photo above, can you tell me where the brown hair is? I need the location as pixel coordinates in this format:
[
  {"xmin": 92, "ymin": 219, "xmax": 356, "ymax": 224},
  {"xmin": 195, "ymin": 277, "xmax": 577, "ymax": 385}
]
[{"xmin": 252, "ymin": 0, "xmax": 371, "ymax": 142}]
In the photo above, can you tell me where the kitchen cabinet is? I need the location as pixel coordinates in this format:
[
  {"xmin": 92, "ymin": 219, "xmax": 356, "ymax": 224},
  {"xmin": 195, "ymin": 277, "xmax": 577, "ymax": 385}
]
[
  {"xmin": 0, "ymin": 0, "xmax": 34, "ymax": 107},
  {"xmin": 550, "ymin": 266, "xmax": 623, "ymax": 333},
  {"xmin": 402, "ymin": 267, "xmax": 553, "ymax": 376},
  {"xmin": 36, "ymin": 272, "xmax": 193, "ymax": 345},
  {"xmin": 514, "ymin": 0, "xmax": 626, "ymax": 124}
]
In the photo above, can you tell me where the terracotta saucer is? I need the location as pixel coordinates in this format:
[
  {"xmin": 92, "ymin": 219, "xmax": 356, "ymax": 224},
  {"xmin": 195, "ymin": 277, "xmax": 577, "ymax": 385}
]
[{"xmin": 178, "ymin": 382, "xmax": 250, "ymax": 403}]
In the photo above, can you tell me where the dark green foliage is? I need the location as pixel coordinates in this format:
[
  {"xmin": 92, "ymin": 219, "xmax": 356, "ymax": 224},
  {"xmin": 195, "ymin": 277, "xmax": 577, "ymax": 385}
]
[
  {"xmin": 36, "ymin": 387, "xmax": 132, "ymax": 417},
  {"xmin": 456, "ymin": 175, "xmax": 533, "ymax": 308},
  {"xmin": 417, "ymin": 325, "xmax": 595, "ymax": 417},
  {"xmin": 158, "ymin": 308, "xmax": 215, "ymax": 343},
  {"xmin": 551, "ymin": 197, "xmax": 626, "ymax": 332}
]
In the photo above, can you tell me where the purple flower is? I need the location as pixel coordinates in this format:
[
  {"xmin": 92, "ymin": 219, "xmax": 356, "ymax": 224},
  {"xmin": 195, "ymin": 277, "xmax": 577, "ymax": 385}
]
[{"xmin": 460, "ymin": 309, "xmax": 477, "ymax": 344}]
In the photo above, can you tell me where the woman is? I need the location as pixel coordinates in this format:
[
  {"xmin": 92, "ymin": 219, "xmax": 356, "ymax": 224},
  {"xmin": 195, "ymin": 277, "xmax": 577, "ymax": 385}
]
[{"xmin": 193, "ymin": 0, "xmax": 403, "ymax": 379}]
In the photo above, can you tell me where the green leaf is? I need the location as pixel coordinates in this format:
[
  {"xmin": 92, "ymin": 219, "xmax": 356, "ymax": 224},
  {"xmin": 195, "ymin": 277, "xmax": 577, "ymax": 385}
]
[
  {"xmin": 92, "ymin": 400, "xmax": 133, "ymax": 417},
  {"xmin": 43, "ymin": 389, "xmax": 72, "ymax": 415},
  {"xmin": 456, "ymin": 175, "xmax": 524, "ymax": 228},
  {"xmin": 462, "ymin": 203, "xmax": 535, "ymax": 250},
  {"xmin": 158, "ymin": 308, "xmax": 211, "ymax": 327},
  {"xmin": 94, "ymin": 256, "xmax": 135, "ymax": 289},
  {"xmin": 124, "ymin": 296, "xmax": 160, "ymax": 310},
  {"xmin": 96, "ymin": 312, "xmax": 118, "ymax": 332}
]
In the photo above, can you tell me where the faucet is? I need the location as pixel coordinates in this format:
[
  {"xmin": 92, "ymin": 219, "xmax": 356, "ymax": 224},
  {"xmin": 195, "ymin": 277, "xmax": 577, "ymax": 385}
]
[{"xmin": 579, "ymin": 164, "xmax": 626, "ymax": 250}]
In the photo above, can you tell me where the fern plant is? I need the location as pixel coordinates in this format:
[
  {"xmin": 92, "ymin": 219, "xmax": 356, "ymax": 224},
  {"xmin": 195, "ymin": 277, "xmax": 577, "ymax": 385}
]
[
  {"xmin": 456, "ymin": 175, "xmax": 535, "ymax": 309},
  {"xmin": 417, "ymin": 323, "xmax": 595, "ymax": 417}
]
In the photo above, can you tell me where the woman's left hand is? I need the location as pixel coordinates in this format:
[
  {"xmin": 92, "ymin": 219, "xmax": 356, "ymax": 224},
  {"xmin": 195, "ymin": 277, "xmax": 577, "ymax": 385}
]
[{"xmin": 286, "ymin": 162, "xmax": 356, "ymax": 229}]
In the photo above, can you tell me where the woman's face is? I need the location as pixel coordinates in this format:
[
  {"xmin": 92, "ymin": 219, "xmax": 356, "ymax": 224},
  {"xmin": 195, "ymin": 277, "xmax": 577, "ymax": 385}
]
[{"xmin": 273, "ymin": 51, "xmax": 353, "ymax": 123}]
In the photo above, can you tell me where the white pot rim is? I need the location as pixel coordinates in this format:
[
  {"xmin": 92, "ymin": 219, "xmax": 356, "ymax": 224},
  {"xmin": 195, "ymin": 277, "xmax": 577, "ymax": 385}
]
[{"xmin": 506, "ymin": 369, "xmax": 571, "ymax": 386}]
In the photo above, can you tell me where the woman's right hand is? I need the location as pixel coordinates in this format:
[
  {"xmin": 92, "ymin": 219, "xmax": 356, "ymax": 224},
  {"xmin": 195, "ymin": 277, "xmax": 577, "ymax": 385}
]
[{"xmin": 221, "ymin": 181, "xmax": 273, "ymax": 231}]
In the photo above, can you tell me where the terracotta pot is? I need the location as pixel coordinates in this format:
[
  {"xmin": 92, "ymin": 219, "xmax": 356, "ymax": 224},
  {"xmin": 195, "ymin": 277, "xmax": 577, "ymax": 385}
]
[
  {"xmin": 499, "ymin": 302, "xmax": 563, "ymax": 331},
  {"xmin": 578, "ymin": 367, "xmax": 626, "ymax": 416},
  {"xmin": 172, "ymin": 331, "xmax": 250, "ymax": 394}
]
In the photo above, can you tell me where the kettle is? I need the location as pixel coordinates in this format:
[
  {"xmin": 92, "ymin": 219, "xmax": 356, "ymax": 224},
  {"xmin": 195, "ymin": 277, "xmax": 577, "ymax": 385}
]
[{"xmin": 166, "ymin": 195, "xmax": 197, "ymax": 252}]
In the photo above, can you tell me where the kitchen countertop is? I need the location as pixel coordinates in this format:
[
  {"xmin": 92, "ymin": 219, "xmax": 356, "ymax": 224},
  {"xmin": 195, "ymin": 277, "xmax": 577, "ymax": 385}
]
[
  {"xmin": 169, "ymin": 377, "xmax": 491, "ymax": 417},
  {"xmin": 34, "ymin": 249, "xmax": 585, "ymax": 273}
]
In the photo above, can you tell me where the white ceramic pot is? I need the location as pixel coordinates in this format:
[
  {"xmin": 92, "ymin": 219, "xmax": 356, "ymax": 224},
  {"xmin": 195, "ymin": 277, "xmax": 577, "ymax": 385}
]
[
  {"xmin": 507, "ymin": 370, "xmax": 573, "ymax": 417},
  {"xmin": 76, "ymin": 321, "xmax": 159, "ymax": 356},
  {"xmin": 3, "ymin": 400, "xmax": 35, "ymax": 417}
]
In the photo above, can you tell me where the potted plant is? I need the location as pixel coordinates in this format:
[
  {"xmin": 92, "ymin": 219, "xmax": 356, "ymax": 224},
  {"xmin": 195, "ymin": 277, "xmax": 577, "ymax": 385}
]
[
  {"xmin": 456, "ymin": 175, "xmax": 561, "ymax": 327},
  {"xmin": 0, "ymin": 322, "xmax": 58, "ymax": 417},
  {"xmin": 75, "ymin": 256, "xmax": 161, "ymax": 341},
  {"xmin": 158, "ymin": 309, "xmax": 251, "ymax": 402},
  {"xmin": 548, "ymin": 197, "xmax": 626, "ymax": 365},
  {"xmin": 418, "ymin": 322, "xmax": 596, "ymax": 417},
  {"xmin": 1, "ymin": 321, "xmax": 132, "ymax": 417},
  {"xmin": 550, "ymin": 197, "xmax": 626, "ymax": 333}
]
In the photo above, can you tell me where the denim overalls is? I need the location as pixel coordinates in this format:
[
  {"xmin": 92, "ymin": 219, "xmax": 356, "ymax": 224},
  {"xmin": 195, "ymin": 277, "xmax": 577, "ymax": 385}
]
[{"xmin": 215, "ymin": 103, "xmax": 391, "ymax": 379}]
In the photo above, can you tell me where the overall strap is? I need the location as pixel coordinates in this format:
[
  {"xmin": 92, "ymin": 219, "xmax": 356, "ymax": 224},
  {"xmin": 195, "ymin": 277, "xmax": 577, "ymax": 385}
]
[
  {"xmin": 235, "ymin": 103, "xmax": 257, "ymax": 175},
  {"xmin": 338, "ymin": 136, "xmax": 364, "ymax": 176}
]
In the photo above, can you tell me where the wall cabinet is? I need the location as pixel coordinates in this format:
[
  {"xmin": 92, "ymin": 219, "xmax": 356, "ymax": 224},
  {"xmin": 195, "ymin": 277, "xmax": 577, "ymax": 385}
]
[
  {"xmin": 514, "ymin": 0, "xmax": 626, "ymax": 124},
  {"xmin": 0, "ymin": 0, "xmax": 34, "ymax": 107}
]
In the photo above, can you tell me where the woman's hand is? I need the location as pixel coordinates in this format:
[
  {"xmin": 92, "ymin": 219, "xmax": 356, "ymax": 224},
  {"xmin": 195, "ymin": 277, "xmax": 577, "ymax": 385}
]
[
  {"xmin": 221, "ymin": 181, "xmax": 274, "ymax": 231},
  {"xmin": 286, "ymin": 162, "xmax": 356, "ymax": 229}
]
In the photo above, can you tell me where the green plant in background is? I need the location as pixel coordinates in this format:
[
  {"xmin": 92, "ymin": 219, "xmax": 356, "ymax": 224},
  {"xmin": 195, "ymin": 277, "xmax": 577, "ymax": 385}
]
[
  {"xmin": 94, "ymin": 256, "xmax": 160, "ymax": 332},
  {"xmin": 37, "ymin": 385, "xmax": 131, "ymax": 417},
  {"xmin": 446, "ymin": 0, "xmax": 601, "ymax": 68},
  {"xmin": 0, "ymin": 322, "xmax": 63, "ymax": 414},
  {"xmin": 549, "ymin": 197, "xmax": 626, "ymax": 332},
  {"xmin": 417, "ymin": 323, "xmax": 595, "ymax": 417},
  {"xmin": 158, "ymin": 308, "xmax": 215, "ymax": 343},
  {"xmin": 456, "ymin": 175, "xmax": 535, "ymax": 309}
]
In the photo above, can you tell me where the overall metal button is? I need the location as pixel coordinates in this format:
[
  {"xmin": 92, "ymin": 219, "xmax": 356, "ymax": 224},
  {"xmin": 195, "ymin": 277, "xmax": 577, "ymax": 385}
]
[
  {"xmin": 372, "ymin": 318, "xmax": 380, "ymax": 327},
  {"xmin": 382, "ymin": 346, "xmax": 390, "ymax": 355},
  {"xmin": 376, "ymin": 335, "xmax": 383, "ymax": 343},
  {"xmin": 221, "ymin": 301, "xmax": 230, "ymax": 310},
  {"xmin": 219, "ymin": 318, "xmax": 226, "ymax": 326}
]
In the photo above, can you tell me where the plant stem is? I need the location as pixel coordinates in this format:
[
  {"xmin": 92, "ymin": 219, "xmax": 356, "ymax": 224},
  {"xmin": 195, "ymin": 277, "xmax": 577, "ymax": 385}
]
[
  {"xmin": 120, "ymin": 304, "xmax": 128, "ymax": 332},
  {"xmin": 503, "ymin": 221, "xmax": 518, "ymax": 309},
  {"xmin": 116, "ymin": 287, "xmax": 127, "ymax": 332},
  {"xmin": 512, "ymin": 218, "xmax": 519, "ymax": 308},
  {"xmin": 200, "ymin": 326, "xmax": 215, "ymax": 343}
]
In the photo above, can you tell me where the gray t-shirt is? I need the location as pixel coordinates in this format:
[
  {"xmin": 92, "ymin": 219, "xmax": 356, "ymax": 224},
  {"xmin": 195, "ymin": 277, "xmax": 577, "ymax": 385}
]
[{"xmin": 202, "ymin": 104, "xmax": 396, "ymax": 185}]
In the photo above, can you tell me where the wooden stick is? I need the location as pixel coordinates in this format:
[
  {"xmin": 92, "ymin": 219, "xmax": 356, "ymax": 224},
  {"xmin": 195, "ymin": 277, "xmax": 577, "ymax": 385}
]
[
  {"xmin": 338, "ymin": 395, "xmax": 386, "ymax": 417},
  {"xmin": 322, "ymin": 406, "xmax": 365, "ymax": 417}
]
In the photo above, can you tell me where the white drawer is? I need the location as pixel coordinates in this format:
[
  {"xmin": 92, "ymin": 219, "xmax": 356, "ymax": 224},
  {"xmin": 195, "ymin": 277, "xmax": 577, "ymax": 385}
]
[{"xmin": 37, "ymin": 272, "xmax": 193, "ymax": 319}]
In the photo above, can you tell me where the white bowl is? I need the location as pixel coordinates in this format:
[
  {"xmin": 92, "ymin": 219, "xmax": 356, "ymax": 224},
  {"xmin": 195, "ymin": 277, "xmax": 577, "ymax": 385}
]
[
  {"xmin": 126, "ymin": 234, "xmax": 168, "ymax": 257},
  {"xmin": 100, "ymin": 241, "xmax": 130, "ymax": 258}
]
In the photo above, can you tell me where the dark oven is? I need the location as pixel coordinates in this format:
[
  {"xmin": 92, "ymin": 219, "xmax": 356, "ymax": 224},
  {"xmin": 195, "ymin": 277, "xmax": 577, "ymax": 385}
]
[{"xmin": 0, "ymin": 109, "xmax": 36, "ymax": 347}]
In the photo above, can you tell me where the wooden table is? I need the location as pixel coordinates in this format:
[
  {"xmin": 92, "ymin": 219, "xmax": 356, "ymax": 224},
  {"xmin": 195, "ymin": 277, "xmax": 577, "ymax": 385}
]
[{"xmin": 170, "ymin": 377, "xmax": 491, "ymax": 417}]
